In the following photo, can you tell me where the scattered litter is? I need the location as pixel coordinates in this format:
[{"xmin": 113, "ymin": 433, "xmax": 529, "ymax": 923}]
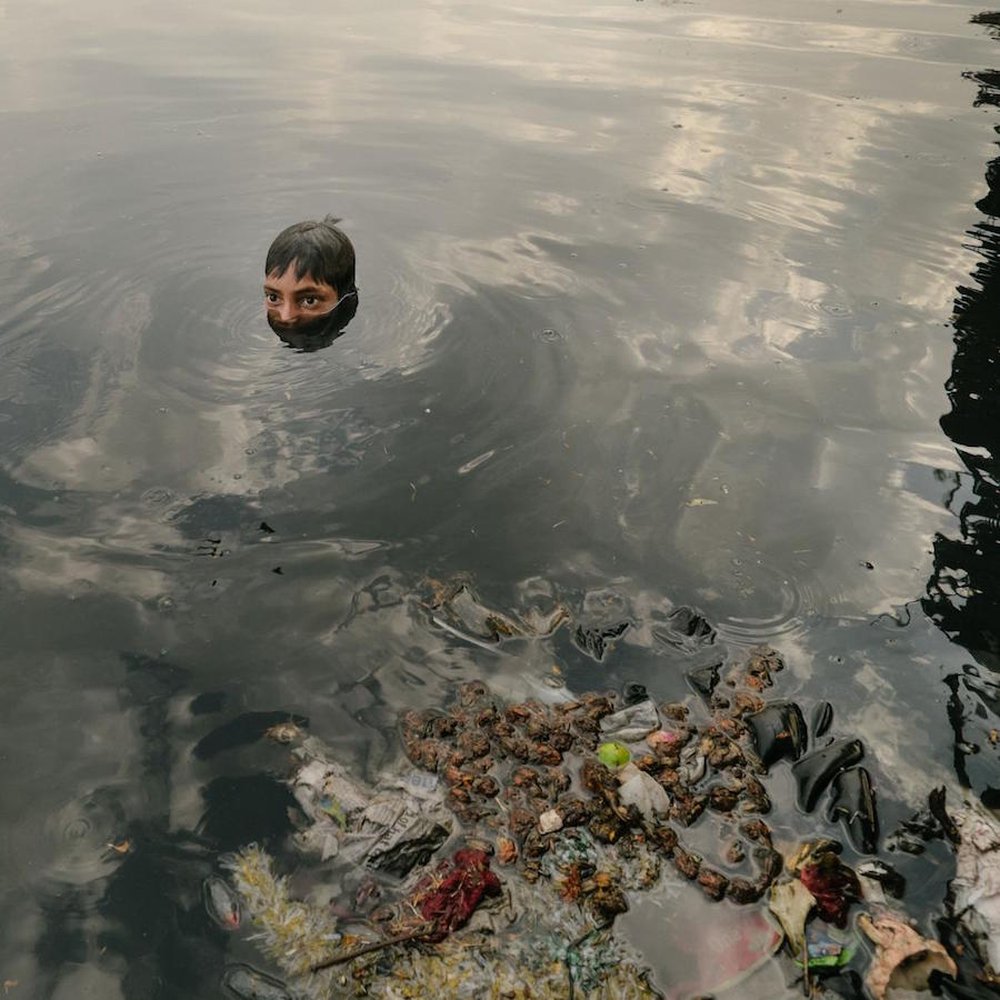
[
  {"xmin": 789, "ymin": 840, "xmax": 860, "ymax": 928},
  {"xmin": 828, "ymin": 766, "xmax": 878, "ymax": 854},
  {"xmin": 204, "ymin": 874, "xmax": 241, "ymax": 929},
  {"xmin": 859, "ymin": 911, "xmax": 957, "ymax": 1000},
  {"xmin": 685, "ymin": 661, "xmax": 721, "ymax": 701},
  {"xmin": 457, "ymin": 449, "xmax": 495, "ymax": 476},
  {"xmin": 400, "ymin": 651, "xmax": 787, "ymax": 906},
  {"xmin": 645, "ymin": 729, "xmax": 682, "ymax": 750},
  {"xmin": 539, "ymin": 809, "xmax": 564, "ymax": 834},
  {"xmin": 396, "ymin": 847, "xmax": 502, "ymax": 942},
  {"xmin": 574, "ymin": 621, "xmax": 631, "ymax": 661},
  {"xmin": 264, "ymin": 721, "xmax": 305, "ymax": 744},
  {"xmin": 952, "ymin": 800, "xmax": 1000, "ymax": 970},
  {"xmin": 746, "ymin": 700, "xmax": 807, "ymax": 768},
  {"xmin": 616, "ymin": 765, "xmax": 671, "ymax": 821},
  {"xmin": 600, "ymin": 700, "xmax": 660, "ymax": 743},
  {"xmin": 791, "ymin": 738, "xmax": 864, "ymax": 812},
  {"xmin": 857, "ymin": 858, "xmax": 905, "ymax": 900},
  {"xmin": 659, "ymin": 606, "xmax": 717, "ymax": 648},
  {"xmin": 810, "ymin": 701, "xmax": 834, "ymax": 740},
  {"xmin": 769, "ymin": 878, "xmax": 815, "ymax": 957},
  {"xmin": 289, "ymin": 735, "xmax": 452, "ymax": 875},
  {"xmin": 794, "ymin": 921, "xmax": 855, "ymax": 970},
  {"xmin": 420, "ymin": 579, "xmax": 569, "ymax": 648},
  {"xmin": 222, "ymin": 964, "xmax": 292, "ymax": 1000}
]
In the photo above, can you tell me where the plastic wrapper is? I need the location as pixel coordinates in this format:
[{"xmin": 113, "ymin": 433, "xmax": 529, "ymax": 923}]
[
  {"xmin": 859, "ymin": 911, "xmax": 957, "ymax": 1000},
  {"xmin": 290, "ymin": 735, "xmax": 452, "ymax": 875},
  {"xmin": 952, "ymin": 801, "xmax": 1000, "ymax": 970},
  {"xmin": 599, "ymin": 701, "xmax": 660, "ymax": 743}
]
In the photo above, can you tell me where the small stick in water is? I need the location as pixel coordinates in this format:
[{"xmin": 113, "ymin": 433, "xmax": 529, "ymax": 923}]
[{"xmin": 310, "ymin": 924, "xmax": 435, "ymax": 973}]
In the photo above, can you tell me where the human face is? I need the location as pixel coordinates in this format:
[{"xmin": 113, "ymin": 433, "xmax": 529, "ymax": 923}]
[{"xmin": 264, "ymin": 264, "xmax": 339, "ymax": 330}]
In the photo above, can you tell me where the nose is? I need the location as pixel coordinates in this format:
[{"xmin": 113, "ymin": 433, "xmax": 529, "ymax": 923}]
[{"xmin": 277, "ymin": 301, "xmax": 299, "ymax": 323}]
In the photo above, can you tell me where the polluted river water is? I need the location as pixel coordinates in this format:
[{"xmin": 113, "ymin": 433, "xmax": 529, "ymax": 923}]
[{"xmin": 2, "ymin": 0, "xmax": 1000, "ymax": 996}]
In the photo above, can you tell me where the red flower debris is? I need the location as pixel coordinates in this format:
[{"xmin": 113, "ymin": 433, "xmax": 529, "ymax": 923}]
[
  {"xmin": 411, "ymin": 848, "xmax": 502, "ymax": 941},
  {"xmin": 798, "ymin": 859, "xmax": 861, "ymax": 928}
]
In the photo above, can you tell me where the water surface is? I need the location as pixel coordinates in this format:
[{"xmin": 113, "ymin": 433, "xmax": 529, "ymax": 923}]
[{"xmin": 2, "ymin": 0, "xmax": 999, "ymax": 996}]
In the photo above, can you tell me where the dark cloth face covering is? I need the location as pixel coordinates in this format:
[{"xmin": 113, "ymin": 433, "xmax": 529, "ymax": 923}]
[{"xmin": 267, "ymin": 289, "xmax": 359, "ymax": 346}]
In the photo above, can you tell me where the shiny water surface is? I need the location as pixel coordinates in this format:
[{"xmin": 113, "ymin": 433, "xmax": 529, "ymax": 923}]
[{"xmin": 2, "ymin": 0, "xmax": 1000, "ymax": 996}]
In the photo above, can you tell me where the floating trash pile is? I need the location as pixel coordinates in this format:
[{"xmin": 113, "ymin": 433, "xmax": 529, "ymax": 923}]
[{"xmin": 202, "ymin": 582, "xmax": 1000, "ymax": 1000}]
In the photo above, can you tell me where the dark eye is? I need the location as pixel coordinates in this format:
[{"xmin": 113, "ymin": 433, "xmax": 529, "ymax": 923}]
[
  {"xmin": 265, "ymin": 292, "xmax": 279, "ymax": 304},
  {"xmin": 302, "ymin": 295, "xmax": 319, "ymax": 307}
]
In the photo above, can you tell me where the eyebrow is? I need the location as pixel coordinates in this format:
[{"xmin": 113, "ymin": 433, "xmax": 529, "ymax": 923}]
[{"xmin": 263, "ymin": 284, "xmax": 330, "ymax": 295}]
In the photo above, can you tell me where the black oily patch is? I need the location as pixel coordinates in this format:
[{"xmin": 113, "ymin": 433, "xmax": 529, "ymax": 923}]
[
  {"xmin": 686, "ymin": 662, "xmax": 722, "ymax": 704},
  {"xmin": 746, "ymin": 700, "xmax": 808, "ymax": 769},
  {"xmin": 828, "ymin": 766, "xmax": 879, "ymax": 854},
  {"xmin": 365, "ymin": 820, "xmax": 452, "ymax": 878},
  {"xmin": 654, "ymin": 607, "xmax": 717, "ymax": 649},
  {"xmin": 573, "ymin": 621, "xmax": 630, "ymax": 661},
  {"xmin": 791, "ymin": 738, "xmax": 864, "ymax": 813}
]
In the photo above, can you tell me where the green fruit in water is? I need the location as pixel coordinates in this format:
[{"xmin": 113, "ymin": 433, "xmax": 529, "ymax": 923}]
[{"xmin": 597, "ymin": 741, "xmax": 631, "ymax": 768}]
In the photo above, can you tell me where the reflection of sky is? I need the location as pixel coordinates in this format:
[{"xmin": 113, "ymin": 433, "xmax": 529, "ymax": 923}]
[{"xmin": 0, "ymin": 0, "xmax": 993, "ymax": 628}]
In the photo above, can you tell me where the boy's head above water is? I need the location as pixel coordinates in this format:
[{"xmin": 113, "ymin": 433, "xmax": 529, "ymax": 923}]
[{"xmin": 264, "ymin": 216, "xmax": 357, "ymax": 341}]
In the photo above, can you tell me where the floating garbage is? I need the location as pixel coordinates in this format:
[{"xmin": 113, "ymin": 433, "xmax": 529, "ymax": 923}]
[
  {"xmin": 224, "ymin": 841, "xmax": 657, "ymax": 998},
  {"xmin": 204, "ymin": 874, "xmax": 241, "ymax": 929},
  {"xmin": 794, "ymin": 921, "xmax": 855, "ymax": 970},
  {"xmin": 574, "ymin": 620, "xmax": 631, "ymax": 660},
  {"xmin": 828, "ymin": 766, "xmax": 878, "ymax": 854},
  {"xmin": 792, "ymin": 738, "xmax": 864, "ymax": 813},
  {"xmin": 420, "ymin": 578, "xmax": 569, "ymax": 649},
  {"xmin": 859, "ymin": 911, "xmax": 958, "ymax": 1000},
  {"xmin": 951, "ymin": 800, "xmax": 1000, "ymax": 970},
  {"xmin": 746, "ymin": 700, "xmax": 807, "ymax": 768},
  {"xmin": 599, "ymin": 700, "xmax": 660, "ymax": 743},
  {"xmin": 388, "ymin": 846, "xmax": 501, "ymax": 942},
  {"xmin": 205, "ymin": 625, "xmax": 1000, "ymax": 999},
  {"xmin": 400, "ymin": 649, "xmax": 789, "ymax": 906},
  {"xmin": 222, "ymin": 964, "xmax": 292, "ymax": 1000},
  {"xmin": 655, "ymin": 606, "xmax": 717, "ymax": 650},
  {"xmin": 288, "ymin": 735, "xmax": 452, "ymax": 875},
  {"xmin": 790, "ymin": 840, "xmax": 861, "ymax": 928},
  {"xmin": 616, "ymin": 764, "xmax": 672, "ymax": 821},
  {"xmin": 769, "ymin": 878, "xmax": 815, "ymax": 957}
]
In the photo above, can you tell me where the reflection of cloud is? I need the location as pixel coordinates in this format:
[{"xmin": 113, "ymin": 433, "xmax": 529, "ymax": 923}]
[{"xmin": 6, "ymin": 510, "xmax": 175, "ymax": 601}]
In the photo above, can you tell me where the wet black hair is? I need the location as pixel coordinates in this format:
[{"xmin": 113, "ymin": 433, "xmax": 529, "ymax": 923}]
[{"xmin": 265, "ymin": 216, "xmax": 356, "ymax": 294}]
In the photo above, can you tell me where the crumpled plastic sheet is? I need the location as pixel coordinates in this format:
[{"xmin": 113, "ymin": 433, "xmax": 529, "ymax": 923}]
[
  {"xmin": 422, "ymin": 581, "xmax": 569, "ymax": 649},
  {"xmin": 290, "ymin": 735, "xmax": 452, "ymax": 876},
  {"xmin": 859, "ymin": 911, "xmax": 957, "ymax": 1000},
  {"xmin": 952, "ymin": 802, "xmax": 1000, "ymax": 971},
  {"xmin": 600, "ymin": 701, "xmax": 660, "ymax": 744}
]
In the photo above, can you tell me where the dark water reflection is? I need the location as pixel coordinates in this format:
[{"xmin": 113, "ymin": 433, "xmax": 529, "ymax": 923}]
[
  {"xmin": 2, "ymin": 0, "xmax": 1000, "ymax": 996},
  {"xmin": 926, "ymin": 25, "xmax": 1000, "ymax": 810}
]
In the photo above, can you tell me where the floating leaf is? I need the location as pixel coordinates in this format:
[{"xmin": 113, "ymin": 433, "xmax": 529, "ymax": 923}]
[{"xmin": 769, "ymin": 879, "xmax": 816, "ymax": 956}]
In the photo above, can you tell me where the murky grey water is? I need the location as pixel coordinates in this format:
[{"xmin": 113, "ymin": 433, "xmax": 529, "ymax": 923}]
[{"xmin": 2, "ymin": 0, "xmax": 1000, "ymax": 996}]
